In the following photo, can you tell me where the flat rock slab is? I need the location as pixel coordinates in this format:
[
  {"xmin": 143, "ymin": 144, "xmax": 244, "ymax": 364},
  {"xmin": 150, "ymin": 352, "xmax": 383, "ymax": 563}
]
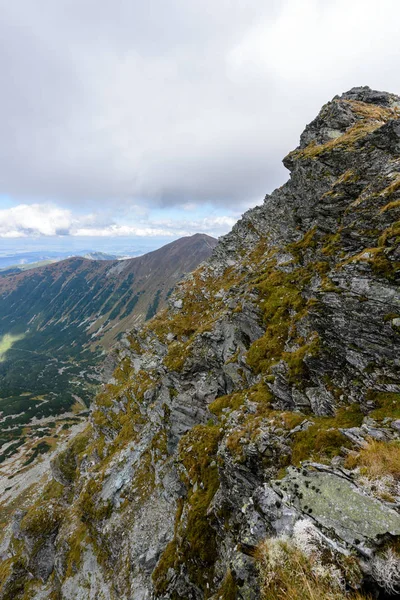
[{"xmin": 274, "ymin": 466, "xmax": 400, "ymax": 549}]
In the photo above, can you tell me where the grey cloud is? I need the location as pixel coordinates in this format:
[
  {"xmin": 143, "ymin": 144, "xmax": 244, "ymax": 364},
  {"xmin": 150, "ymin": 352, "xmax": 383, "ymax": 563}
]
[{"xmin": 0, "ymin": 1, "xmax": 399, "ymax": 209}]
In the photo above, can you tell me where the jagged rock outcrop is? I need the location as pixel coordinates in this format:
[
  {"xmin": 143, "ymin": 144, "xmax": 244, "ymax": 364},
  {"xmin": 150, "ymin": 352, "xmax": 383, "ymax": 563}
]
[{"xmin": 1, "ymin": 87, "xmax": 400, "ymax": 600}]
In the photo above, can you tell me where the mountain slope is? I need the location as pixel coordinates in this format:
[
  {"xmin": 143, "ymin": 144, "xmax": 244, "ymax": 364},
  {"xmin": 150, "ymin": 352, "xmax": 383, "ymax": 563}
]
[
  {"xmin": 0, "ymin": 233, "xmax": 217, "ymax": 349},
  {"xmin": 1, "ymin": 88, "xmax": 400, "ymax": 600},
  {"xmin": 0, "ymin": 233, "xmax": 216, "ymax": 468}
]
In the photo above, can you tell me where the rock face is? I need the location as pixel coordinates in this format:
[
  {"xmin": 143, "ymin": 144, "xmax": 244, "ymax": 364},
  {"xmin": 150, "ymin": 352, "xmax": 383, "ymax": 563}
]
[{"xmin": 1, "ymin": 87, "xmax": 400, "ymax": 599}]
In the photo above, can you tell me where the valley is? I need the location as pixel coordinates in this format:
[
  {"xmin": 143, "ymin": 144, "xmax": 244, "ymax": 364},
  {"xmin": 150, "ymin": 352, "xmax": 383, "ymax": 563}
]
[{"xmin": 0, "ymin": 233, "xmax": 217, "ymax": 469}]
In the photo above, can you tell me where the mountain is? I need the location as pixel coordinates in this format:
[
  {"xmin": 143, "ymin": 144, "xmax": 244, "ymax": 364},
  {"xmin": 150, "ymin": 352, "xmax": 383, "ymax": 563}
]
[
  {"xmin": 0, "ymin": 233, "xmax": 217, "ymax": 349},
  {"xmin": 0, "ymin": 259, "xmax": 58, "ymax": 275},
  {"xmin": 0, "ymin": 252, "xmax": 119, "ymax": 274},
  {"xmin": 80, "ymin": 252, "xmax": 118, "ymax": 261},
  {"xmin": 0, "ymin": 251, "xmax": 68, "ymax": 270},
  {"xmin": 0, "ymin": 233, "xmax": 217, "ymax": 468},
  {"xmin": 1, "ymin": 88, "xmax": 400, "ymax": 600}
]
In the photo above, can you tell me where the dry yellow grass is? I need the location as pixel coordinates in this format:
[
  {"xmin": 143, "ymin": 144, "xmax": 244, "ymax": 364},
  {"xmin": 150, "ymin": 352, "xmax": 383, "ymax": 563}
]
[
  {"xmin": 345, "ymin": 439, "xmax": 400, "ymax": 479},
  {"xmin": 380, "ymin": 198, "xmax": 400, "ymax": 213},
  {"xmin": 256, "ymin": 539, "xmax": 370, "ymax": 600}
]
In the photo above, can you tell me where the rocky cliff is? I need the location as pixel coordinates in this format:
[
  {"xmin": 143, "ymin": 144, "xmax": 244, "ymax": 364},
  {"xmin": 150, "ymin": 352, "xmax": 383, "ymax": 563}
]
[{"xmin": 1, "ymin": 87, "xmax": 399, "ymax": 600}]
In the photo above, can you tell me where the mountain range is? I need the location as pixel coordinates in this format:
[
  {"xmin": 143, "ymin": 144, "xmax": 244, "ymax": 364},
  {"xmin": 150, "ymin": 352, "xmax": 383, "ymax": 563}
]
[{"xmin": 0, "ymin": 233, "xmax": 216, "ymax": 468}]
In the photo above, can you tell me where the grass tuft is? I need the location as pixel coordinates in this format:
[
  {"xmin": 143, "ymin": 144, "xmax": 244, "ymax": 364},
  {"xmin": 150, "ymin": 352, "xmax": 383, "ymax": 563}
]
[
  {"xmin": 345, "ymin": 438, "xmax": 400, "ymax": 480},
  {"xmin": 256, "ymin": 537, "xmax": 371, "ymax": 600}
]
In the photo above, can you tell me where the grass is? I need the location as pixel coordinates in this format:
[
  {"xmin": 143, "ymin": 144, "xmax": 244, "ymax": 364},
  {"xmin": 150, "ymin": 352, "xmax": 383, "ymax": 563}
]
[
  {"xmin": 153, "ymin": 424, "xmax": 222, "ymax": 596},
  {"xmin": 22, "ymin": 440, "xmax": 51, "ymax": 466},
  {"xmin": 246, "ymin": 267, "xmax": 307, "ymax": 374},
  {"xmin": 209, "ymin": 390, "xmax": 248, "ymax": 416},
  {"xmin": 163, "ymin": 339, "xmax": 191, "ymax": 372},
  {"xmin": 368, "ymin": 391, "xmax": 400, "ymax": 421},
  {"xmin": 19, "ymin": 500, "xmax": 65, "ymax": 560},
  {"xmin": 256, "ymin": 538, "xmax": 371, "ymax": 600},
  {"xmin": 380, "ymin": 198, "xmax": 400, "ymax": 213},
  {"xmin": 215, "ymin": 569, "xmax": 238, "ymax": 599},
  {"xmin": 345, "ymin": 439, "xmax": 400, "ymax": 480},
  {"xmin": 52, "ymin": 428, "xmax": 91, "ymax": 484},
  {"xmin": 244, "ymin": 229, "xmax": 330, "ymax": 385},
  {"xmin": 291, "ymin": 404, "xmax": 363, "ymax": 465},
  {"xmin": 0, "ymin": 333, "xmax": 25, "ymax": 362},
  {"xmin": 65, "ymin": 523, "xmax": 87, "ymax": 577},
  {"xmin": 285, "ymin": 98, "xmax": 399, "ymax": 171}
]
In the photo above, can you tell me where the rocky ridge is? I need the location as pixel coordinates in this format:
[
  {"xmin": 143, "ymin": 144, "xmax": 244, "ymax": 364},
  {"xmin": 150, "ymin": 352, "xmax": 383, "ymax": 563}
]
[{"xmin": 0, "ymin": 87, "xmax": 399, "ymax": 599}]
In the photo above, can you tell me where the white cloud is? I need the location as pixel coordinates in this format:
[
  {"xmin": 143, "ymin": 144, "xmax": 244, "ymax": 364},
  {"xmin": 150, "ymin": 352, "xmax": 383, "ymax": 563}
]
[
  {"xmin": 0, "ymin": 203, "xmax": 237, "ymax": 239},
  {"xmin": 0, "ymin": 204, "xmax": 73, "ymax": 237}
]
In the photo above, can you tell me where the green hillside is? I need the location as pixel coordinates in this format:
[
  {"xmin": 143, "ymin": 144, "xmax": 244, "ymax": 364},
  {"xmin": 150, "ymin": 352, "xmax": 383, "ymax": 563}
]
[{"xmin": 0, "ymin": 234, "xmax": 217, "ymax": 467}]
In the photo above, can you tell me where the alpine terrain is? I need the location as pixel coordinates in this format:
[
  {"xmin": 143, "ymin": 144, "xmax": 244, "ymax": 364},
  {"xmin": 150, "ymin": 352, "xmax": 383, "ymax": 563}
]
[
  {"xmin": 0, "ymin": 87, "xmax": 399, "ymax": 600},
  {"xmin": 0, "ymin": 234, "xmax": 216, "ymax": 469}
]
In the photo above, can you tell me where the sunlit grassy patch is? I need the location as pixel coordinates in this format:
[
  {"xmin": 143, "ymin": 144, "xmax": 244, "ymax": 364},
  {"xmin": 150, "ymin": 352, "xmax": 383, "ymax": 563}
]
[
  {"xmin": 345, "ymin": 439, "xmax": 400, "ymax": 480},
  {"xmin": 0, "ymin": 333, "xmax": 25, "ymax": 362}
]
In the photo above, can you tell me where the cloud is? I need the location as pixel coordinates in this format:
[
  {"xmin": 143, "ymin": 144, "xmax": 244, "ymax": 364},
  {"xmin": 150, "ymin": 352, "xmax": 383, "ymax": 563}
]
[
  {"xmin": 0, "ymin": 203, "xmax": 237, "ymax": 239},
  {"xmin": 0, "ymin": 204, "xmax": 73, "ymax": 237},
  {"xmin": 0, "ymin": 1, "xmax": 400, "ymax": 211}
]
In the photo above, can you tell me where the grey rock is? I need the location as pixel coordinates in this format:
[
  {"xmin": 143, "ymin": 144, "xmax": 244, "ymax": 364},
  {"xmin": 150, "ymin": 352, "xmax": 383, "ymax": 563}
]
[
  {"xmin": 275, "ymin": 466, "xmax": 400, "ymax": 550},
  {"xmin": 392, "ymin": 419, "xmax": 400, "ymax": 431},
  {"xmin": 305, "ymin": 386, "xmax": 335, "ymax": 416},
  {"xmin": 173, "ymin": 299, "xmax": 183, "ymax": 309}
]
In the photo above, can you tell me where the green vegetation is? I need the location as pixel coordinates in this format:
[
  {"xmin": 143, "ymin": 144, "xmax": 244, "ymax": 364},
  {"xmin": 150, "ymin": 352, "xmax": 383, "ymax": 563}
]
[
  {"xmin": 368, "ymin": 391, "xmax": 400, "ymax": 421},
  {"xmin": 286, "ymin": 99, "xmax": 399, "ymax": 165},
  {"xmin": 22, "ymin": 440, "xmax": 51, "ymax": 466},
  {"xmin": 20, "ymin": 501, "xmax": 65, "ymax": 561},
  {"xmin": 2, "ymin": 94, "xmax": 400, "ymax": 599},
  {"xmin": 153, "ymin": 424, "xmax": 222, "ymax": 597},
  {"xmin": 163, "ymin": 339, "xmax": 191, "ymax": 372},
  {"xmin": 64, "ymin": 523, "xmax": 87, "ymax": 578},
  {"xmin": 0, "ymin": 557, "xmax": 28, "ymax": 600},
  {"xmin": 246, "ymin": 234, "xmax": 327, "ymax": 383},
  {"xmin": 291, "ymin": 405, "xmax": 363, "ymax": 465},
  {"xmin": 78, "ymin": 479, "xmax": 112, "ymax": 525},
  {"xmin": 147, "ymin": 267, "xmax": 239, "ymax": 370},
  {"xmin": 21, "ymin": 504, "xmax": 64, "ymax": 540},
  {"xmin": 0, "ymin": 344, "xmax": 98, "ymax": 464},
  {"xmin": 0, "ymin": 236, "xmax": 211, "ymax": 455},
  {"xmin": 215, "ymin": 569, "xmax": 238, "ymax": 599},
  {"xmin": 145, "ymin": 289, "xmax": 162, "ymax": 321},
  {"xmin": 0, "ymin": 333, "xmax": 25, "ymax": 362},
  {"xmin": 52, "ymin": 428, "xmax": 91, "ymax": 484},
  {"xmin": 209, "ymin": 389, "xmax": 249, "ymax": 416}
]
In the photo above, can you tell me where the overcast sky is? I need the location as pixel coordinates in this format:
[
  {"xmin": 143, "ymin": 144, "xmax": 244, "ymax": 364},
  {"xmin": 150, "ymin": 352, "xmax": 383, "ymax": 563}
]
[{"xmin": 1, "ymin": 0, "xmax": 400, "ymax": 243}]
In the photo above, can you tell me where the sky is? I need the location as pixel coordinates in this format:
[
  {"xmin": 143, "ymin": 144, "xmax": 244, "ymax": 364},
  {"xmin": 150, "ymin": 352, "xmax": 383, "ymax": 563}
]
[{"xmin": 1, "ymin": 0, "xmax": 400, "ymax": 251}]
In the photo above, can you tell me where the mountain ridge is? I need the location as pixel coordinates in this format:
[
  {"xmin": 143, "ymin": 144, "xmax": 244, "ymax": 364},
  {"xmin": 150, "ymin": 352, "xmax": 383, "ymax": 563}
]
[
  {"xmin": 0, "ymin": 88, "xmax": 399, "ymax": 599},
  {"xmin": 0, "ymin": 233, "xmax": 217, "ymax": 349}
]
